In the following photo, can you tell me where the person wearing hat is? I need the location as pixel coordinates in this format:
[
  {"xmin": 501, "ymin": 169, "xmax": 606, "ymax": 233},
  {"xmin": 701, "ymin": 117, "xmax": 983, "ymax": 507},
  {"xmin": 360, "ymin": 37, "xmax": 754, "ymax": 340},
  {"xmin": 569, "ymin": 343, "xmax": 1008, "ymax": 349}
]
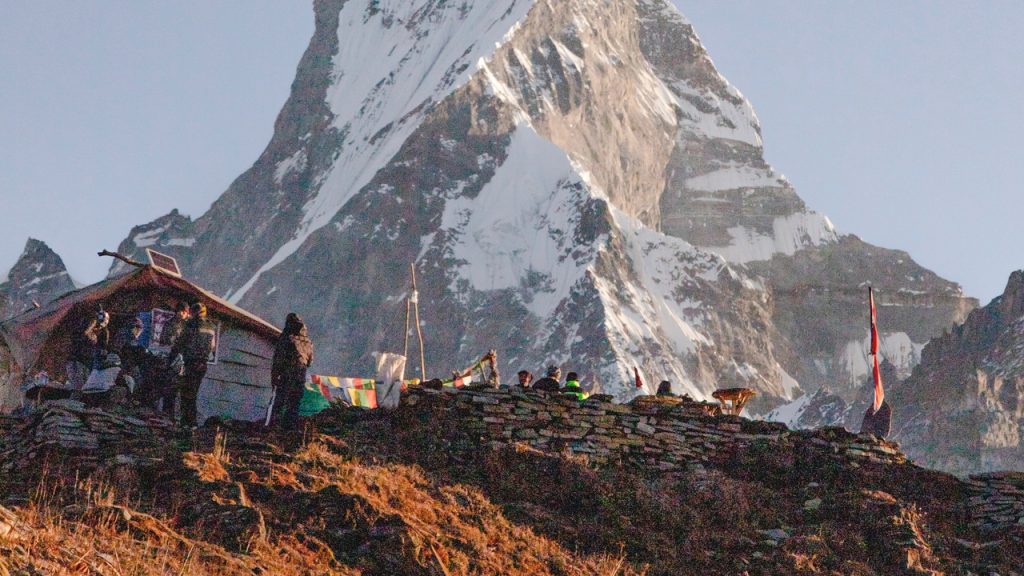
[
  {"xmin": 516, "ymin": 370, "xmax": 533, "ymax": 388},
  {"xmin": 532, "ymin": 365, "xmax": 561, "ymax": 392},
  {"xmin": 169, "ymin": 301, "xmax": 217, "ymax": 427},
  {"xmin": 560, "ymin": 372, "xmax": 588, "ymax": 400}
]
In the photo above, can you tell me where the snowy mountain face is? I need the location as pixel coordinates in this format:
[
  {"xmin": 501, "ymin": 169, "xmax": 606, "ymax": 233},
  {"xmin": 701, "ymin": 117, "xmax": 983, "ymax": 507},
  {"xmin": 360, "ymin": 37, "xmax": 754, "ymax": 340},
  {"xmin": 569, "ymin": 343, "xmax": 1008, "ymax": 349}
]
[
  {"xmin": 108, "ymin": 209, "xmax": 196, "ymax": 277},
  {"xmin": 888, "ymin": 271, "xmax": 1024, "ymax": 476},
  {"xmin": 111, "ymin": 0, "xmax": 974, "ymax": 410},
  {"xmin": 0, "ymin": 239, "xmax": 75, "ymax": 320}
]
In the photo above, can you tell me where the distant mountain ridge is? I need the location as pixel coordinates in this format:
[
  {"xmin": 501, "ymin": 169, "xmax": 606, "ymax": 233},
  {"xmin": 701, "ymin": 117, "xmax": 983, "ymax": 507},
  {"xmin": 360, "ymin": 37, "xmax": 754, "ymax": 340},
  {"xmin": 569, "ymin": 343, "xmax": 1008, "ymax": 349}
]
[
  {"xmin": 94, "ymin": 0, "xmax": 974, "ymax": 410},
  {"xmin": 889, "ymin": 270, "xmax": 1024, "ymax": 475},
  {"xmin": 0, "ymin": 239, "xmax": 75, "ymax": 321}
]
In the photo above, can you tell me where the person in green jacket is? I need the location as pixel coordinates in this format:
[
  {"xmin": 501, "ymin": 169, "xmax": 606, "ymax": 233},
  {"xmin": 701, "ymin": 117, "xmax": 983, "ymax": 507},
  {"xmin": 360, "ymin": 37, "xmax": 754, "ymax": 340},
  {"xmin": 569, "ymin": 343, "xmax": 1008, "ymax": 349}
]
[{"xmin": 560, "ymin": 372, "xmax": 588, "ymax": 400}]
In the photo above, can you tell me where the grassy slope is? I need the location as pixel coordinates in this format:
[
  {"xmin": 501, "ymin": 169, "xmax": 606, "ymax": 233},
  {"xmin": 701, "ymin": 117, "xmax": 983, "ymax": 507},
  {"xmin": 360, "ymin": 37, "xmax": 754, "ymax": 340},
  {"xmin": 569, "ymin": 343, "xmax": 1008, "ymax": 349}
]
[{"xmin": 0, "ymin": 403, "xmax": 1021, "ymax": 575}]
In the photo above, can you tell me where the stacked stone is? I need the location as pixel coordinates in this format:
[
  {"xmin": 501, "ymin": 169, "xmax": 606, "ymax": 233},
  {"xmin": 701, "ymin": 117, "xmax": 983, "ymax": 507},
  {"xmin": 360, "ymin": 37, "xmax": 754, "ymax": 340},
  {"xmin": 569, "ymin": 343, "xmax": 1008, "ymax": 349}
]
[
  {"xmin": 0, "ymin": 399, "xmax": 175, "ymax": 474},
  {"xmin": 401, "ymin": 387, "xmax": 906, "ymax": 474},
  {"xmin": 964, "ymin": 472, "xmax": 1024, "ymax": 532}
]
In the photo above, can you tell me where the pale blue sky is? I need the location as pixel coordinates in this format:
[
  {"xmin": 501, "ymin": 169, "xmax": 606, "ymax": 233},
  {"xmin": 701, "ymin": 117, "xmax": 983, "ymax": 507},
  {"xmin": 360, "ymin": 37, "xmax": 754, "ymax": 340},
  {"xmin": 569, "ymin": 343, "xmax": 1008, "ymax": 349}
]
[{"xmin": 0, "ymin": 2, "xmax": 1021, "ymax": 303}]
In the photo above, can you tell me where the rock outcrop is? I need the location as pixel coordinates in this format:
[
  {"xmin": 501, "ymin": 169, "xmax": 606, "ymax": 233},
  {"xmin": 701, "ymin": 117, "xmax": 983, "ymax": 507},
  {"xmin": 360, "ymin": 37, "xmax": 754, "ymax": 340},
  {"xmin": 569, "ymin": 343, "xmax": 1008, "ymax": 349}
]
[
  {"xmin": 891, "ymin": 270, "xmax": 1024, "ymax": 476},
  {"xmin": 0, "ymin": 238, "xmax": 75, "ymax": 320}
]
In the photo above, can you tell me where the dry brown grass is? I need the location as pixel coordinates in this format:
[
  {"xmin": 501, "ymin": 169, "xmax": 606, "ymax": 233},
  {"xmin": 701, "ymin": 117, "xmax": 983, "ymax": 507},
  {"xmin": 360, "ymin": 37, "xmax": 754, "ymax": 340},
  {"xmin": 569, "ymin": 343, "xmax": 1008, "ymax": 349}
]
[
  {"xmin": 0, "ymin": 464, "xmax": 356, "ymax": 576},
  {"xmin": 0, "ymin": 429, "xmax": 639, "ymax": 576}
]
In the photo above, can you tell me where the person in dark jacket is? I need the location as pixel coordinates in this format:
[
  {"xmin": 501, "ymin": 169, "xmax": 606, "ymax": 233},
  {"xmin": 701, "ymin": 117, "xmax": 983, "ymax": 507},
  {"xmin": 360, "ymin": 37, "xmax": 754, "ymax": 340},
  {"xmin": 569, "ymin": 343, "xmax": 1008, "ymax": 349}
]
[
  {"xmin": 656, "ymin": 380, "xmax": 676, "ymax": 397},
  {"xmin": 153, "ymin": 303, "xmax": 191, "ymax": 415},
  {"xmin": 560, "ymin": 372, "xmax": 587, "ymax": 400},
  {"xmin": 67, "ymin": 308, "xmax": 110, "ymax": 390},
  {"xmin": 169, "ymin": 302, "xmax": 217, "ymax": 428},
  {"xmin": 160, "ymin": 302, "xmax": 190, "ymax": 347},
  {"xmin": 270, "ymin": 313, "xmax": 314, "ymax": 430},
  {"xmin": 532, "ymin": 365, "xmax": 561, "ymax": 392}
]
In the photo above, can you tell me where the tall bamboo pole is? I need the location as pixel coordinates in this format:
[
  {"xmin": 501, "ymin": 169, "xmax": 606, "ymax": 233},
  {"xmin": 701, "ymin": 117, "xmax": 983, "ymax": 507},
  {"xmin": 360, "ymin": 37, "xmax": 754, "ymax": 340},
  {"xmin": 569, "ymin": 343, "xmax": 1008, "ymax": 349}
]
[
  {"xmin": 411, "ymin": 263, "xmax": 427, "ymax": 380},
  {"xmin": 403, "ymin": 299, "xmax": 411, "ymax": 362}
]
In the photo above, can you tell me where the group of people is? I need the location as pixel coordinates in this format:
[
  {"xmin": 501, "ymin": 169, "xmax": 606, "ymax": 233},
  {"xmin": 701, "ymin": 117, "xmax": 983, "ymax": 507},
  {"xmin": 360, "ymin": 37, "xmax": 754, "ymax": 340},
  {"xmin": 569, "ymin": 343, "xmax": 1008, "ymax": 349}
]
[
  {"xmin": 59, "ymin": 298, "xmax": 315, "ymax": 431},
  {"xmin": 514, "ymin": 365, "xmax": 680, "ymax": 401},
  {"xmin": 63, "ymin": 301, "xmax": 218, "ymax": 428},
  {"xmin": 58, "ymin": 300, "xmax": 691, "ymax": 430}
]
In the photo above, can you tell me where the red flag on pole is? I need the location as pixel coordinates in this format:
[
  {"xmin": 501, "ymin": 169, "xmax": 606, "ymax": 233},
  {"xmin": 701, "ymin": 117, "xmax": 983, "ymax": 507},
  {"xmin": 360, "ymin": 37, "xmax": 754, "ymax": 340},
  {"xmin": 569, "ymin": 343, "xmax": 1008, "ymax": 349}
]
[
  {"xmin": 634, "ymin": 366, "xmax": 643, "ymax": 389},
  {"xmin": 872, "ymin": 353, "xmax": 884, "ymax": 413},
  {"xmin": 869, "ymin": 287, "xmax": 880, "ymax": 356},
  {"xmin": 868, "ymin": 287, "xmax": 884, "ymax": 413}
]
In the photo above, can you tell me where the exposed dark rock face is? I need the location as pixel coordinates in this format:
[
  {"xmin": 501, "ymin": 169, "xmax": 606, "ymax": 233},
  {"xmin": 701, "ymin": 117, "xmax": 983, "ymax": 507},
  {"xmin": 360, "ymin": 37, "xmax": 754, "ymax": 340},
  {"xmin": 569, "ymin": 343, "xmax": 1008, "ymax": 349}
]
[
  {"xmin": 108, "ymin": 209, "xmax": 196, "ymax": 277},
  {"xmin": 0, "ymin": 239, "xmax": 75, "ymax": 320},
  {"xmin": 892, "ymin": 270, "xmax": 1024, "ymax": 475}
]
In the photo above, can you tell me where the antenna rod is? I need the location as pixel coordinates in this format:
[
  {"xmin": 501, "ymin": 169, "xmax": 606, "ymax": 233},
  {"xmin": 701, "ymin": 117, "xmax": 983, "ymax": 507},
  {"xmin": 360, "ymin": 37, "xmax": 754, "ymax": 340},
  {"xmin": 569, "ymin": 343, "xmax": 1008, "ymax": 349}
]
[{"xmin": 411, "ymin": 262, "xmax": 426, "ymax": 380}]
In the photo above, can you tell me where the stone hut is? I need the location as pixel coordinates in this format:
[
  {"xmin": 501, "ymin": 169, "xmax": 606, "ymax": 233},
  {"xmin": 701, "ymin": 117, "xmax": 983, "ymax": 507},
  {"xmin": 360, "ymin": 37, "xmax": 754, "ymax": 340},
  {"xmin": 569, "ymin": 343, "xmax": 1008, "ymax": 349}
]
[{"xmin": 0, "ymin": 266, "xmax": 280, "ymax": 423}]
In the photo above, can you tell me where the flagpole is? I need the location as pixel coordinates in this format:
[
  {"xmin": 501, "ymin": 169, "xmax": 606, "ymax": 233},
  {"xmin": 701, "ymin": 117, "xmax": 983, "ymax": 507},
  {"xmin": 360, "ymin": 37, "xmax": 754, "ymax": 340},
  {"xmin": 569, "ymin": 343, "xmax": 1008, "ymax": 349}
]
[
  {"xmin": 411, "ymin": 263, "xmax": 427, "ymax": 381},
  {"xmin": 403, "ymin": 298, "xmax": 411, "ymax": 361}
]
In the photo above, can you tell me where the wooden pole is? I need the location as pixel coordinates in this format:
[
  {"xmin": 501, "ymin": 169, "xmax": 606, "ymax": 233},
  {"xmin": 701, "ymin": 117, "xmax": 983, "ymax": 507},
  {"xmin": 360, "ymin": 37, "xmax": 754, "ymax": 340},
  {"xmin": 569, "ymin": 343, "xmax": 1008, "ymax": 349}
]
[
  {"xmin": 411, "ymin": 263, "xmax": 427, "ymax": 380},
  {"xmin": 403, "ymin": 298, "xmax": 411, "ymax": 362},
  {"xmin": 97, "ymin": 249, "xmax": 145, "ymax": 268}
]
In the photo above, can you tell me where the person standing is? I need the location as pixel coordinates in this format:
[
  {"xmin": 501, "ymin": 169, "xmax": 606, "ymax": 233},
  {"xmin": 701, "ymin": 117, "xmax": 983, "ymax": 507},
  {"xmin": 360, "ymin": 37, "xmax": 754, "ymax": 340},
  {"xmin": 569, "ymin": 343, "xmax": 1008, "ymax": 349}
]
[
  {"xmin": 170, "ymin": 302, "xmax": 216, "ymax": 428},
  {"xmin": 68, "ymin": 308, "xmax": 110, "ymax": 391},
  {"xmin": 160, "ymin": 302, "xmax": 190, "ymax": 347},
  {"xmin": 270, "ymin": 313, "xmax": 314, "ymax": 430},
  {"xmin": 154, "ymin": 303, "xmax": 190, "ymax": 414}
]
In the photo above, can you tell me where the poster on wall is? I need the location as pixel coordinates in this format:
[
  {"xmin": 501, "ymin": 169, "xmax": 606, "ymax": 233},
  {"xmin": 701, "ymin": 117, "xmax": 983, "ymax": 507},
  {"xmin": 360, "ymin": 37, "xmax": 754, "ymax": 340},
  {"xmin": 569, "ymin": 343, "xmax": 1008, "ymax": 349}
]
[{"xmin": 144, "ymin": 308, "xmax": 176, "ymax": 355}]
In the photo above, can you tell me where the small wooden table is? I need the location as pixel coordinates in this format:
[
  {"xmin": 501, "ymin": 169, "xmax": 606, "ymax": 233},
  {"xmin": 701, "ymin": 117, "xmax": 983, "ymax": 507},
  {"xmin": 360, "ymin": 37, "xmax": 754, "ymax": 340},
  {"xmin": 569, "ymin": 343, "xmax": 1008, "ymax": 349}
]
[{"xmin": 712, "ymin": 387, "xmax": 757, "ymax": 416}]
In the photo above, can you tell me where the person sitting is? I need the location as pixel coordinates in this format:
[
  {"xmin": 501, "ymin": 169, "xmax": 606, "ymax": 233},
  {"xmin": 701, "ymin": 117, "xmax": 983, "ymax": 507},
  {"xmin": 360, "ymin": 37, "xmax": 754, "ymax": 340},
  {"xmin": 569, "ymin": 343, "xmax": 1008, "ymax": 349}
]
[
  {"xmin": 656, "ymin": 380, "xmax": 676, "ymax": 397},
  {"xmin": 516, "ymin": 370, "xmax": 533, "ymax": 388},
  {"xmin": 560, "ymin": 372, "xmax": 587, "ymax": 400},
  {"xmin": 532, "ymin": 365, "xmax": 561, "ymax": 392}
]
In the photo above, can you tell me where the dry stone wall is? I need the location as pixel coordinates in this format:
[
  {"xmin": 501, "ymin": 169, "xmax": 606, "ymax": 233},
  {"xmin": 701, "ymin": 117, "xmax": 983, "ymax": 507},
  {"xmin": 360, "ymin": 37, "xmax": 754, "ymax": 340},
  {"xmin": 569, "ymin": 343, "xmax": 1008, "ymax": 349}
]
[
  {"xmin": 964, "ymin": 472, "xmax": 1024, "ymax": 533},
  {"xmin": 401, "ymin": 386, "xmax": 907, "ymax": 473},
  {"xmin": 402, "ymin": 387, "xmax": 1024, "ymax": 534},
  {"xmin": 0, "ymin": 399, "xmax": 175, "ymax": 475}
]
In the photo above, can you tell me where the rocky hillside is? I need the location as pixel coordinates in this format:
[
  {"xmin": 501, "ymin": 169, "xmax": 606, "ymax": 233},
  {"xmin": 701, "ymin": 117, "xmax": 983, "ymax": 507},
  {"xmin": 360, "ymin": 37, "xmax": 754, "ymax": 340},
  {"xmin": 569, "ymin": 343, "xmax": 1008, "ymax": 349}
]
[
  {"xmin": 103, "ymin": 0, "xmax": 974, "ymax": 411},
  {"xmin": 1, "ymin": 390, "xmax": 1022, "ymax": 574},
  {"xmin": 887, "ymin": 270, "xmax": 1024, "ymax": 476},
  {"xmin": 0, "ymin": 238, "xmax": 75, "ymax": 320}
]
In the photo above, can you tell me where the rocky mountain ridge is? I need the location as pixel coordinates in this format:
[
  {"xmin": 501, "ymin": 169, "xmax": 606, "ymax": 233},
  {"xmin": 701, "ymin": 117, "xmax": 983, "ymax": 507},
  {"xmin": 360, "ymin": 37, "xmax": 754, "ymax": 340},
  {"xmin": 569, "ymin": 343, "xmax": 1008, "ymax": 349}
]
[
  {"xmin": 97, "ymin": 0, "xmax": 974, "ymax": 411},
  {"xmin": 0, "ymin": 238, "xmax": 75, "ymax": 321},
  {"xmin": 890, "ymin": 270, "xmax": 1024, "ymax": 476}
]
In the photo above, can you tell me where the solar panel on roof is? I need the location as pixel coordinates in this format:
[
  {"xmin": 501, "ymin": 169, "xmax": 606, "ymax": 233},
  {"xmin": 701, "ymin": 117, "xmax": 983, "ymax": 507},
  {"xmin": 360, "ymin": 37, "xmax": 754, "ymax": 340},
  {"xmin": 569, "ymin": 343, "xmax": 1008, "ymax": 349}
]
[{"xmin": 146, "ymin": 248, "xmax": 181, "ymax": 277}]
